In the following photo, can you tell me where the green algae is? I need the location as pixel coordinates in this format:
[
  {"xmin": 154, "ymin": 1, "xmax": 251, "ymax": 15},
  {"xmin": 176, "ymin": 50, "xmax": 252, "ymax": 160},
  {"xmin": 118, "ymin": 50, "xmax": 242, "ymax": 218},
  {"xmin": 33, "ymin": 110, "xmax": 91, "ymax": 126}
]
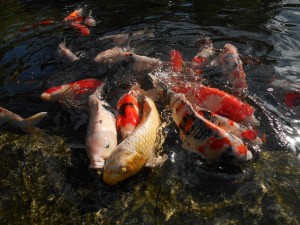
[{"xmin": 1, "ymin": 133, "xmax": 299, "ymax": 224}]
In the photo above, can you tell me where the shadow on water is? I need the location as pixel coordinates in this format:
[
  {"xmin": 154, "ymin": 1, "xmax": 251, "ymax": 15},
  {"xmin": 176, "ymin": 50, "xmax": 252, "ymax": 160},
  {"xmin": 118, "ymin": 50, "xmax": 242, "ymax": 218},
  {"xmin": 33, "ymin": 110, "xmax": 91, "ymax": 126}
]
[{"xmin": 0, "ymin": 0, "xmax": 300, "ymax": 224}]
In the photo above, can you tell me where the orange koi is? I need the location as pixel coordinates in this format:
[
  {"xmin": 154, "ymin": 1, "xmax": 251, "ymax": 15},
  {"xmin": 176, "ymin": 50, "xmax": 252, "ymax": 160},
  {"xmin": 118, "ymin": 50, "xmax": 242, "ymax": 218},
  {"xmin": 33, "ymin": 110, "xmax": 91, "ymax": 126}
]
[
  {"xmin": 64, "ymin": 8, "xmax": 83, "ymax": 22},
  {"xmin": 70, "ymin": 22, "xmax": 90, "ymax": 36},
  {"xmin": 116, "ymin": 91, "xmax": 140, "ymax": 139},
  {"xmin": 169, "ymin": 91, "xmax": 253, "ymax": 164}
]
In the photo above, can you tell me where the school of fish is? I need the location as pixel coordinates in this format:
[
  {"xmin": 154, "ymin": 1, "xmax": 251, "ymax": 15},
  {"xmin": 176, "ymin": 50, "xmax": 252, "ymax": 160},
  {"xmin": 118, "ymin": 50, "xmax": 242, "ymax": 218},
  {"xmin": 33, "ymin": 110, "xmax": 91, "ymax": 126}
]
[{"xmin": 1, "ymin": 7, "xmax": 275, "ymax": 185}]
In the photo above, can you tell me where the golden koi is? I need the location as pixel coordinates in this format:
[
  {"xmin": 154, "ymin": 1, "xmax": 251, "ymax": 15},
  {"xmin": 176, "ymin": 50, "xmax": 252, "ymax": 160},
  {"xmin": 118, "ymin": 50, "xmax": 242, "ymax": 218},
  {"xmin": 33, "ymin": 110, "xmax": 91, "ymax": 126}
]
[{"xmin": 103, "ymin": 95, "xmax": 165, "ymax": 185}]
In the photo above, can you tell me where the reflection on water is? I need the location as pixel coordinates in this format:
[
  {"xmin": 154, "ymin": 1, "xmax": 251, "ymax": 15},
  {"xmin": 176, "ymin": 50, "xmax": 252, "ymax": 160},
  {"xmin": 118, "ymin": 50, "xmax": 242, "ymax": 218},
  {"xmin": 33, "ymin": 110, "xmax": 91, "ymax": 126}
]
[{"xmin": 0, "ymin": 0, "xmax": 299, "ymax": 224}]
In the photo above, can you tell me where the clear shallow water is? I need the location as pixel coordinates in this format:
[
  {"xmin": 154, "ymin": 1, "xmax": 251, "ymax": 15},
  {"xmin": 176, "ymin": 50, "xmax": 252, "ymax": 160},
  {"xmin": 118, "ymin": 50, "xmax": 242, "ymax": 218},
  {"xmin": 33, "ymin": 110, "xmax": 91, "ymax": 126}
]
[{"xmin": 0, "ymin": 0, "xmax": 299, "ymax": 224}]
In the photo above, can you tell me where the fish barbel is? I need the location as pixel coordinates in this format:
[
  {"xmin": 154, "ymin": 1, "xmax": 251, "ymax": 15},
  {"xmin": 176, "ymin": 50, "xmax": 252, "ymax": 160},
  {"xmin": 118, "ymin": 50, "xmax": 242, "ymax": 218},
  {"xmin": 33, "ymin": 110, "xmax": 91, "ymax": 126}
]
[
  {"xmin": 86, "ymin": 85, "xmax": 118, "ymax": 169},
  {"xmin": 0, "ymin": 107, "xmax": 47, "ymax": 134},
  {"xmin": 103, "ymin": 95, "xmax": 163, "ymax": 185},
  {"xmin": 169, "ymin": 91, "xmax": 253, "ymax": 164}
]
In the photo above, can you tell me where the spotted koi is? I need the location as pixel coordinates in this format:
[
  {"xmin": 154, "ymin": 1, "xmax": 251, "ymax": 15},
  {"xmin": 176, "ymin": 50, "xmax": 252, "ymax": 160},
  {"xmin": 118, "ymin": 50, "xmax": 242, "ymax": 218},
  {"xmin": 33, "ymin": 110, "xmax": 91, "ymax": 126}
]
[{"xmin": 169, "ymin": 91, "xmax": 253, "ymax": 164}]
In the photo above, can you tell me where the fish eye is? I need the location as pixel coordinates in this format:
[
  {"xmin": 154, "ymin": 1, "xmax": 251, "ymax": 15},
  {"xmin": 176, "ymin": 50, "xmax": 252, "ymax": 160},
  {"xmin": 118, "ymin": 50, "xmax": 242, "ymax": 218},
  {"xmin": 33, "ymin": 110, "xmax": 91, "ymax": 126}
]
[{"xmin": 121, "ymin": 167, "xmax": 127, "ymax": 174}]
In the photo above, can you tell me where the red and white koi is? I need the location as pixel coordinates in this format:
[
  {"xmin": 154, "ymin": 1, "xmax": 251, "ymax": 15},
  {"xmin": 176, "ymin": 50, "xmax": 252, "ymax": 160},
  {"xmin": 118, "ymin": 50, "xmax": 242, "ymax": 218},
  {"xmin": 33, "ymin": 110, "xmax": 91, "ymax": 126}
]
[
  {"xmin": 70, "ymin": 22, "xmax": 90, "ymax": 36},
  {"xmin": 103, "ymin": 94, "xmax": 166, "ymax": 185},
  {"xmin": 19, "ymin": 20, "xmax": 55, "ymax": 32},
  {"xmin": 171, "ymin": 82, "xmax": 259, "ymax": 127},
  {"xmin": 191, "ymin": 37, "xmax": 217, "ymax": 74},
  {"xmin": 0, "ymin": 106, "xmax": 47, "ymax": 134},
  {"xmin": 86, "ymin": 85, "xmax": 118, "ymax": 169},
  {"xmin": 64, "ymin": 8, "xmax": 83, "ymax": 22},
  {"xmin": 41, "ymin": 78, "xmax": 103, "ymax": 105},
  {"xmin": 169, "ymin": 92, "xmax": 253, "ymax": 164},
  {"xmin": 169, "ymin": 50, "xmax": 183, "ymax": 73},
  {"xmin": 217, "ymin": 43, "xmax": 247, "ymax": 93},
  {"xmin": 194, "ymin": 106, "xmax": 262, "ymax": 145},
  {"xmin": 94, "ymin": 47, "xmax": 162, "ymax": 72},
  {"xmin": 84, "ymin": 11, "xmax": 96, "ymax": 27},
  {"xmin": 57, "ymin": 41, "xmax": 79, "ymax": 62},
  {"xmin": 116, "ymin": 90, "xmax": 140, "ymax": 139}
]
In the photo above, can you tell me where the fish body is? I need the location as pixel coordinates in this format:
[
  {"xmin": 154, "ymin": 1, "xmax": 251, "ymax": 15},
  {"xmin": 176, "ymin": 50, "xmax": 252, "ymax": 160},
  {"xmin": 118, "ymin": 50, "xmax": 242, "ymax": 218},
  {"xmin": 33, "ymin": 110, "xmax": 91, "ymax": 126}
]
[
  {"xmin": 41, "ymin": 78, "xmax": 103, "ymax": 105},
  {"xmin": 86, "ymin": 87, "xmax": 118, "ymax": 168},
  {"xmin": 0, "ymin": 107, "xmax": 47, "ymax": 133},
  {"xmin": 64, "ymin": 8, "xmax": 83, "ymax": 21},
  {"xmin": 116, "ymin": 91, "xmax": 140, "ymax": 139},
  {"xmin": 94, "ymin": 47, "xmax": 162, "ymax": 72},
  {"xmin": 57, "ymin": 41, "xmax": 79, "ymax": 62},
  {"xmin": 71, "ymin": 22, "xmax": 90, "ymax": 36},
  {"xmin": 218, "ymin": 43, "xmax": 247, "ymax": 93},
  {"xmin": 169, "ymin": 50, "xmax": 183, "ymax": 73},
  {"xmin": 84, "ymin": 11, "xmax": 96, "ymax": 27},
  {"xmin": 169, "ymin": 92, "xmax": 253, "ymax": 164},
  {"xmin": 103, "ymin": 96, "xmax": 161, "ymax": 185},
  {"xmin": 195, "ymin": 106, "xmax": 262, "ymax": 145},
  {"xmin": 171, "ymin": 82, "xmax": 259, "ymax": 126},
  {"xmin": 192, "ymin": 38, "xmax": 216, "ymax": 73}
]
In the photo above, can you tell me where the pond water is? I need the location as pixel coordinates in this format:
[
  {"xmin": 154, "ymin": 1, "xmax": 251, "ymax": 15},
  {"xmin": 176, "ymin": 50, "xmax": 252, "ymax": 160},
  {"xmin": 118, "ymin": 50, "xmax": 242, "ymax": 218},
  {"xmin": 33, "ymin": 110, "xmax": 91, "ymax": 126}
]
[{"xmin": 0, "ymin": 0, "xmax": 299, "ymax": 224}]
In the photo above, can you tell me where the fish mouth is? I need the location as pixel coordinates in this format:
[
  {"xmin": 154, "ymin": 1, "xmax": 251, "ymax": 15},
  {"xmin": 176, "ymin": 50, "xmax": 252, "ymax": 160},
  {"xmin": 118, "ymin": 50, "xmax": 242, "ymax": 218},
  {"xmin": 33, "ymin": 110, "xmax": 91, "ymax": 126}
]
[{"xmin": 89, "ymin": 158, "xmax": 105, "ymax": 169}]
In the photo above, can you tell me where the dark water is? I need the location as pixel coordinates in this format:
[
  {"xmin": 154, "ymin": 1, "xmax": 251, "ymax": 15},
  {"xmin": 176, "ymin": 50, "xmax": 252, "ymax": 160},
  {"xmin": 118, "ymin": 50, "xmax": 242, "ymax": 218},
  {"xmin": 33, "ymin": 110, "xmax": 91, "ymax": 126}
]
[{"xmin": 0, "ymin": 0, "xmax": 299, "ymax": 224}]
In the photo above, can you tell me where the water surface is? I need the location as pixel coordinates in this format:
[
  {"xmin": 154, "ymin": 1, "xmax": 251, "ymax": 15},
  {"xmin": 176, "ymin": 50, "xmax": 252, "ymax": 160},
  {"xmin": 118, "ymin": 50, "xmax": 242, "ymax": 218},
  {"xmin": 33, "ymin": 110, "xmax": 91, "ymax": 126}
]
[{"xmin": 0, "ymin": 0, "xmax": 299, "ymax": 224}]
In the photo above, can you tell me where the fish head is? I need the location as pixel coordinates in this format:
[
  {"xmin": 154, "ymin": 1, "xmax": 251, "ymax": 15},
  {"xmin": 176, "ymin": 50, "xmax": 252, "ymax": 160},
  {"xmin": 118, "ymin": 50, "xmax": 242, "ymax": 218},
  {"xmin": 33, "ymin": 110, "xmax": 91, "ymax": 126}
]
[
  {"xmin": 103, "ymin": 149, "xmax": 145, "ymax": 185},
  {"xmin": 41, "ymin": 85, "xmax": 70, "ymax": 102},
  {"xmin": 220, "ymin": 144, "xmax": 253, "ymax": 165}
]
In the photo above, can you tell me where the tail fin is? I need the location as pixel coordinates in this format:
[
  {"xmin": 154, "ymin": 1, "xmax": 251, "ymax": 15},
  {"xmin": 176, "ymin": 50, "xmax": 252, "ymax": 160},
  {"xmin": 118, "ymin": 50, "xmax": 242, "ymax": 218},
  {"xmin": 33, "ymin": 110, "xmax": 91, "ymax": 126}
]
[{"xmin": 20, "ymin": 112, "xmax": 47, "ymax": 134}]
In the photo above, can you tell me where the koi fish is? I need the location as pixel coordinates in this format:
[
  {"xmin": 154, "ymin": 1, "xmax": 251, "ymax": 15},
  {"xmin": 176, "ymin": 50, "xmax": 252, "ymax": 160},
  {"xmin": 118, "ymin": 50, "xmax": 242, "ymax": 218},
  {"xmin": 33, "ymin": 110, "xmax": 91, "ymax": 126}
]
[
  {"xmin": 41, "ymin": 78, "xmax": 103, "ymax": 105},
  {"xmin": 97, "ymin": 29, "xmax": 154, "ymax": 44},
  {"xmin": 116, "ymin": 90, "xmax": 140, "ymax": 139},
  {"xmin": 217, "ymin": 43, "xmax": 247, "ymax": 93},
  {"xmin": 285, "ymin": 92, "xmax": 300, "ymax": 108},
  {"xmin": 171, "ymin": 82, "xmax": 259, "ymax": 127},
  {"xmin": 194, "ymin": 106, "xmax": 262, "ymax": 145},
  {"xmin": 84, "ymin": 11, "xmax": 96, "ymax": 27},
  {"xmin": 19, "ymin": 20, "xmax": 55, "ymax": 32},
  {"xmin": 169, "ymin": 50, "xmax": 183, "ymax": 73},
  {"xmin": 191, "ymin": 37, "xmax": 217, "ymax": 74},
  {"xmin": 0, "ymin": 106, "xmax": 47, "ymax": 134},
  {"xmin": 86, "ymin": 85, "xmax": 118, "ymax": 169},
  {"xmin": 57, "ymin": 41, "xmax": 79, "ymax": 62},
  {"xmin": 70, "ymin": 22, "xmax": 90, "ymax": 36},
  {"xmin": 103, "ymin": 94, "xmax": 166, "ymax": 185},
  {"xmin": 94, "ymin": 47, "xmax": 162, "ymax": 72},
  {"xmin": 169, "ymin": 91, "xmax": 253, "ymax": 164},
  {"xmin": 64, "ymin": 8, "xmax": 83, "ymax": 22}
]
